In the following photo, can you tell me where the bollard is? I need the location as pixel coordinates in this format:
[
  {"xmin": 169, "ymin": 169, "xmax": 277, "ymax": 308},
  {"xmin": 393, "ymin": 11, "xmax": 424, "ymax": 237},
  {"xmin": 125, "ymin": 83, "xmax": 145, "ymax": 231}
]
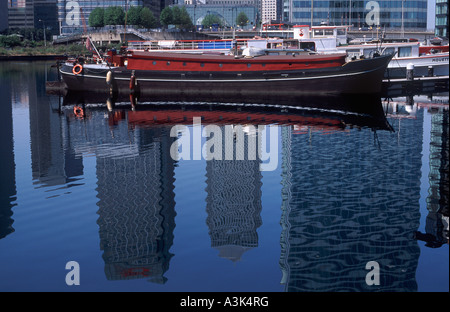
[
  {"xmin": 406, "ymin": 63, "xmax": 414, "ymax": 81},
  {"xmin": 428, "ymin": 66, "xmax": 434, "ymax": 77}
]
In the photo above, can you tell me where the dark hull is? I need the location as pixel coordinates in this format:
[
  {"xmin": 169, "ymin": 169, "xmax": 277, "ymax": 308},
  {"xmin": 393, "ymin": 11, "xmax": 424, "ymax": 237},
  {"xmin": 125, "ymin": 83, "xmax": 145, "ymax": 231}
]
[{"xmin": 60, "ymin": 54, "xmax": 393, "ymax": 97}]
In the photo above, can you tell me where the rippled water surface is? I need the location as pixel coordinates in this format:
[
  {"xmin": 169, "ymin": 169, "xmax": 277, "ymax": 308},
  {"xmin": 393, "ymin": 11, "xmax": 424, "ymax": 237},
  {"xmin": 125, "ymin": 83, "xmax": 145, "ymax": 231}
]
[{"xmin": 0, "ymin": 61, "xmax": 448, "ymax": 292}]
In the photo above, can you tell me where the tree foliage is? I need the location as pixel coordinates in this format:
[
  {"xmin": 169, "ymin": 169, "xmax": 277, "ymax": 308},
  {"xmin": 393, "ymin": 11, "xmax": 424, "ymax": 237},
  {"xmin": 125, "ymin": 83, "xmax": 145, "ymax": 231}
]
[
  {"xmin": 89, "ymin": 7, "xmax": 104, "ymax": 27},
  {"xmin": 0, "ymin": 28, "xmax": 50, "ymax": 46},
  {"xmin": 159, "ymin": 7, "xmax": 173, "ymax": 28},
  {"xmin": 126, "ymin": 6, "xmax": 141, "ymax": 26},
  {"xmin": 160, "ymin": 6, "xmax": 193, "ymax": 30},
  {"xmin": 139, "ymin": 7, "xmax": 158, "ymax": 29},
  {"xmin": 202, "ymin": 14, "xmax": 222, "ymax": 28},
  {"xmin": 236, "ymin": 12, "xmax": 249, "ymax": 27},
  {"xmin": 0, "ymin": 35, "xmax": 22, "ymax": 48},
  {"xmin": 104, "ymin": 6, "xmax": 125, "ymax": 25},
  {"xmin": 178, "ymin": 6, "xmax": 193, "ymax": 30}
]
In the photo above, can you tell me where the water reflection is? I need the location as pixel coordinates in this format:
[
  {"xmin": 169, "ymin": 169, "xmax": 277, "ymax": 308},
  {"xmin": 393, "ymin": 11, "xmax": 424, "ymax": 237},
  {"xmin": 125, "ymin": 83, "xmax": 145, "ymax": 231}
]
[
  {"xmin": 279, "ymin": 116, "xmax": 422, "ymax": 291},
  {"xmin": 60, "ymin": 92, "xmax": 397, "ymax": 284},
  {"xmin": 416, "ymin": 106, "xmax": 449, "ymax": 248},
  {"xmin": 95, "ymin": 126, "xmax": 176, "ymax": 283},
  {"xmin": 0, "ymin": 67, "xmax": 16, "ymax": 239},
  {"xmin": 1, "ymin": 60, "xmax": 448, "ymax": 291},
  {"xmin": 205, "ymin": 126, "xmax": 263, "ymax": 262},
  {"xmin": 29, "ymin": 84, "xmax": 84, "ymax": 191}
]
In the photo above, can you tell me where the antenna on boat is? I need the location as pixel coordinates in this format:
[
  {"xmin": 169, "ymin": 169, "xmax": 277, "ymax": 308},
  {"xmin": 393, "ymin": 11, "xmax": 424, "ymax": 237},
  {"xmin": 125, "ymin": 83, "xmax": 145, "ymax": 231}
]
[
  {"xmin": 377, "ymin": 26, "xmax": 386, "ymax": 56},
  {"xmin": 87, "ymin": 35, "xmax": 104, "ymax": 63}
]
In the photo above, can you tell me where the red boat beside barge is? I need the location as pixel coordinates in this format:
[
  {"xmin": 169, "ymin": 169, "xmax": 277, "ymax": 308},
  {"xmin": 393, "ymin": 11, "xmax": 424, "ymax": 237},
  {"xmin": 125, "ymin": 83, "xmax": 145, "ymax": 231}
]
[{"xmin": 59, "ymin": 48, "xmax": 394, "ymax": 97}]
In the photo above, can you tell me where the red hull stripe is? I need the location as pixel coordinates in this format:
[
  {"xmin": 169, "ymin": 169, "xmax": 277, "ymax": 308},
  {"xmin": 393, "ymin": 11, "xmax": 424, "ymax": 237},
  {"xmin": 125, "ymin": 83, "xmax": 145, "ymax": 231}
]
[{"xmin": 128, "ymin": 109, "xmax": 343, "ymax": 129}]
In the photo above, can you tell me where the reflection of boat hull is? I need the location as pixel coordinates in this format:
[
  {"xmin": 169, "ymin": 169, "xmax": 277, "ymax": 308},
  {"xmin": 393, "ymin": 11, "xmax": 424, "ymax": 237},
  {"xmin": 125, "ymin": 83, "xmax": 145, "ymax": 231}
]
[
  {"xmin": 61, "ymin": 91, "xmax": 394, "ymax": 132},
  {"xmin": 60, "ymin": 53, "xmax": 393, "ymax": 97}
]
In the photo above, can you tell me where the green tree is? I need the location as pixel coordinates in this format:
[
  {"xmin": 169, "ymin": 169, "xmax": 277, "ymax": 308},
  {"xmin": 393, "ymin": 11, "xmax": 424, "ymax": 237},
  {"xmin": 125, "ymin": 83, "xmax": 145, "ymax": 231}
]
[
  {"xmin": 160, "ymin": 7, "xmax": 173, "ymax": 28},
  {"xmin": 126, "ymin": 6, "xmax": 141, "ymax": 26},
  {"xmin": 236, "ymin": 12, "xmax": 249, "ymax": 27},
  {"xmin": 172, "ymin": 6, "xmax": 181, "ymax": 26},
  {"xmin": 104, "ymin": 6, "xmax": 125, "ymax": 25},
  {"xmin": 178, "ymin": 6, "xmax": 194, "ymax": 30},
  {"xmin": 139, "ymin": 7, "xmax": 157, "ymax": 29},
  {"xmin": 0, "ymin": 35, "xmax": 22, "ymax": 48},
  {"xmin": 202, "ymin": 14, "xmax": 222, "ymax": 28},
  {"xmin": 89, "ymin": 7, "xmax": 104, "ymax": 27}
]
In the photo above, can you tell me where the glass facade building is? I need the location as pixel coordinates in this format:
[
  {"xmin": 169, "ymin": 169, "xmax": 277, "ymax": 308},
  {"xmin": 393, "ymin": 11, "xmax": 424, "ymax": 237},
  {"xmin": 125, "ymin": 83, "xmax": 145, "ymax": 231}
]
[
  {"xmin": 182, "ymin": 4, "xmax": 259, "ymax": 29},
  {"xmin": 435, "ymin": 0, "xmax": 448, "ymax": 37},
  {"xmin": 7, "ymin": 0, "xmax": 59, "ymax": 35},
  {"xmin": 57, "ymin": 0, "xmax": 173, "ymax": 35},
  {"xmin": 8, "ymin": 0, "xmax": 35, "ymax": 29},
  {"xmin": 283, "ymin": 0, "xmax": 428, "ymax": 30},
  {"xmin": 58, "ymin": 0, "xmax": 142, "ymax": 35}
]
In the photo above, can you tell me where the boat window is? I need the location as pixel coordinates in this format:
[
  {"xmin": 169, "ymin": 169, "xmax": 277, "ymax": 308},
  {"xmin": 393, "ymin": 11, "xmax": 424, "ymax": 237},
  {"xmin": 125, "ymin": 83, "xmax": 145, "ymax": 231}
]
[
  {"xmin": 382, "ymin": 47, "xmax": 395, "ymax": 56},
  {"xmin": 152, "ymin": 61, "xmax": 157, "ymax": 65},
  {"xmin": 247, "ymin": 63, "xmax": 251, "ymax": 68},
  {"xmin": 337, "ymin": 29, "xmax": 346, "ymax": 36},
  {"xmin": 300, "ymin": 42, "xmax": 316, "ymax": 51},
  {"xmin": 313, "ymin": 29, "xmax": 324, "ymax": 36},
  {"xmin": 346, "ymin": 49, "xmax": 360, "ymax": 58},
  {"xmin": 398, "ymin": 46, "xmax": 412, "ymax": 57},
  {"xmin": 167, "ymin": 61, "xmax": 171, "ymax": 65},
  {"xmin": 363, "ymin": 48, "xmax": 376, "ymax": 58}
]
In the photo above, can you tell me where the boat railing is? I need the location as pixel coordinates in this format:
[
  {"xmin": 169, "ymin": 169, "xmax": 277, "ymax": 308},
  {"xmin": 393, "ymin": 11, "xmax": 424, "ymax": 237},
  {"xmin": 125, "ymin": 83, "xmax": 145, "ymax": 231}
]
[{"xmin": 127, "ymin": 39, "xmax": 248, "ymax": 51}]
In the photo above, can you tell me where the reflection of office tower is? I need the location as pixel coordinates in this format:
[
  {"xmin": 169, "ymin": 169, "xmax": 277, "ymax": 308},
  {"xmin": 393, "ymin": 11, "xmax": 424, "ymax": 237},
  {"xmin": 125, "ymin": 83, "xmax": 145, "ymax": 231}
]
[
  {"xmin": 279, "ymin": 115, "xmax": 422, "ymax": 291},
  {"xmin": 28, "ymin": 62, "xmax": 83, "ymax": 189},
  {"xmin": 96, "ymin": 126, "xmax": 176, "ymax": 283},
  {"xmin": 0, "ymin": 73, "xmax": 16, "ymax": 239},
  {"xmin": 419, "ymin": 108, "xmax": 449, "ymax": 247},
  {"xmin": 206, "ymin": 125, "xmax": 263, "ymax": 262},
  {"xmin": 279, "ymin": 126, "xmax": 292, "ymax": 285}
]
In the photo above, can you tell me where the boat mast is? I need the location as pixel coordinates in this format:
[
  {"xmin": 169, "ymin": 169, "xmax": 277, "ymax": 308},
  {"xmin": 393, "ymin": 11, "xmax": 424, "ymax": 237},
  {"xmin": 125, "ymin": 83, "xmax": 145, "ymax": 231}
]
[
  {"xmin": 349, "ymin": 0, "xmax": 352, "ymax": 27},
  {"xmin": 401, "ymin": 0, "xmax": 405, "ymax": 38}
]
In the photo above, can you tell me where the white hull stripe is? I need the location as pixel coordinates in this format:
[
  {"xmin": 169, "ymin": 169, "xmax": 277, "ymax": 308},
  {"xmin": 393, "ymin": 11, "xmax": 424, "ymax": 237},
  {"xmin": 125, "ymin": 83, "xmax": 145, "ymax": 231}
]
[{"xmin": 61, "ymin": 66, "xmax": 382, "ymax": 83}]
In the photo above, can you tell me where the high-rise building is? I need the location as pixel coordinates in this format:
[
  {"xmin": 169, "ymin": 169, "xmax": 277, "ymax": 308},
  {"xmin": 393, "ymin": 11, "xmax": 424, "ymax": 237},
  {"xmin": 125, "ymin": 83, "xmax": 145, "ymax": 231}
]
[
  {"xmin": 34, "ymin": 1, "xmax": 59, "ymax": 36},
  {"xmin": 0, "ymin": 1, "xmax": 8, "ymax": 31},
  {"xmin": 435, "ymin": 0, "xmax": 448, "ymax": 37},
  {"xmin": 283, "ymin": 0, "xmax": 428, "ymax": 30},
  {"xmin": 8, "ymin": 0, "xmax": 34, "ymax": 29},
  {"xmin": 7, "ymin": 1, "xmax": 59, "ymax": 36},
  {"xmin": 261, "ymin": 0, "xmax": 278, "ymax": 24}
]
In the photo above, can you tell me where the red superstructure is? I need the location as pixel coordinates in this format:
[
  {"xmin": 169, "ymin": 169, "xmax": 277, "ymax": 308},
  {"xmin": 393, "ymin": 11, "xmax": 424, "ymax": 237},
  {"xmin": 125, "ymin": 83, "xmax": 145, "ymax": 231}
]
[
  {"xmin": 126, "ymin": 51, "xmax": 347, "ymax": 72},
  {"xmin": 419, "ymin": 45, "xmax": 449, "ymax": 55}
]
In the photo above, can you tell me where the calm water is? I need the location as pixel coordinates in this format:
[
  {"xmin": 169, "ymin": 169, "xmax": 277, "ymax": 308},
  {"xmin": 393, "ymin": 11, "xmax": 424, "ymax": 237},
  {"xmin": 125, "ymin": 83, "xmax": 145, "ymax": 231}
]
[{"xmin": 0, "ymin": 61, "xmax": 448, "ymax": 292}]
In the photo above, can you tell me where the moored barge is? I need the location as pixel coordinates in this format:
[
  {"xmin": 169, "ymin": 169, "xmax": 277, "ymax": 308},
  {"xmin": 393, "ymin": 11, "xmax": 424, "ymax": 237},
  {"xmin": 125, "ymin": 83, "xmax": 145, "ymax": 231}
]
[{"xmin": 59, "ymin": 48, "xmax": 394, "ymax": 97}]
